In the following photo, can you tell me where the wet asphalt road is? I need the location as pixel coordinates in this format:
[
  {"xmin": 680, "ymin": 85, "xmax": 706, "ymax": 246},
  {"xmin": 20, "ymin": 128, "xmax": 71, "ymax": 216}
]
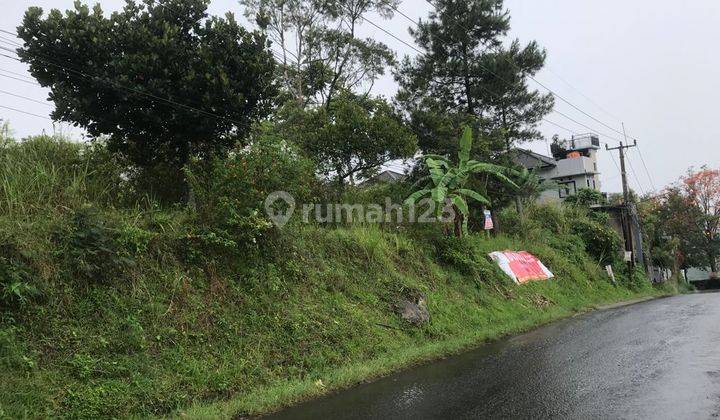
[{"xmin": 268, "ymin": 293, "xmax": 720, "ymax": 419}]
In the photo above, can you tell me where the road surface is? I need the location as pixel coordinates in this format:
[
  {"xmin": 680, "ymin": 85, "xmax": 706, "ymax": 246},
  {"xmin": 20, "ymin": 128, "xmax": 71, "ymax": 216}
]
[{"xmin": 267, "ymin": 293, "xmax": 720, "ymax": 419}]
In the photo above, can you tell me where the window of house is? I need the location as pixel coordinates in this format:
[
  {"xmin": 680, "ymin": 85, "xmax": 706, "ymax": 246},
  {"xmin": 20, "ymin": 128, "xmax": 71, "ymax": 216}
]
[{"xmin": 558, "ymin": 180, "xmax": 577, "ymax": 198}]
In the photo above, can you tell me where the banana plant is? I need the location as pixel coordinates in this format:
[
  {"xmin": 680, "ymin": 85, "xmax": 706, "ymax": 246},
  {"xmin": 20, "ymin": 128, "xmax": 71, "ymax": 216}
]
[
  {"xmin": 513, "ymin": 166, "xmax": 558, "ymax": 216},
  {"xmin": 405, "ymin": 126, "xmax": 518, "ymax": 237}
]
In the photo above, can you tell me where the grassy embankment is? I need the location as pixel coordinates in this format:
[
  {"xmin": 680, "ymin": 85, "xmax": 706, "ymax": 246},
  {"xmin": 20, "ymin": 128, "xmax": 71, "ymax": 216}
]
[{"xmin": 0, "ymin": 135, "xmax": 676, "ymax": 418}]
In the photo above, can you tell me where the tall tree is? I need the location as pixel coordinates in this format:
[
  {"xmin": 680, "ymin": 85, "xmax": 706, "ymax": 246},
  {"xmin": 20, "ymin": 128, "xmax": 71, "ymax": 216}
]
[
  {"xmin": 241, "ymin": 0, "xmax": 397, "ymax": 109},
  {"xmin": 640, "ymin": 186, "xmax": 707, "ymax": 277},
  {"xmin": 683, "ymin": 167, "xmax": 720, "ymax": 272},
  {"xmin": 395, "ymin": 0, "xmax": 553, "ymax": 156},
  {"xmin": 17, "ymin": 0, "xmax": 277, "ymax": 169},
  {"xmin": 280, "ymin": 92, "xmax": 416, "ymax": 192}
]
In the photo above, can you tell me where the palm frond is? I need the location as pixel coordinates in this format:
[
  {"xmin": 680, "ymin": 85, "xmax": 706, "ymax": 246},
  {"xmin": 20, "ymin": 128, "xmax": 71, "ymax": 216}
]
[
  {"xmin": 404, "ymin": 188, "xmax": 431, "ymax": 205},
  {"xmin": 456, "ymin": 188, "xmax": 491, "ymax": 205},
  {"xmin": 458, "ymin": 126, "xmax": 472, "ymax": 165}
]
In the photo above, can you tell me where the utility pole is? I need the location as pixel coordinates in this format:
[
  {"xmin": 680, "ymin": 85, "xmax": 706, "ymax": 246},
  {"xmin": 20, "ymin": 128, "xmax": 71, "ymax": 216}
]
[{"xmin": 606, "ymin": 132, "xmax": 638, "ymax": 268}]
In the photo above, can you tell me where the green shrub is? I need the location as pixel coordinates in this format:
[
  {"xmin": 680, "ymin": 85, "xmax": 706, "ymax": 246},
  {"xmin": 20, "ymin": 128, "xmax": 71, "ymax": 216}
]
[
  {"xmin": 61, "ymin": 207, "xmax": 134, "ymax": 284},
  {"xmin": 434, "ymin": 236, "xmax": 507, "ymax": 284},
  {"xmin": 499, "ymin": 204, "xmax": 622, "ymax": 266},
  {"xmin": 527, "ymin": 204, "xmax": 567, "ymax": 234},
  {"xmin": 0, "ymin": 244, "xmax": 37, "ymax": 306},
  {"xmin": 184, "ymin": 126, "xmax": 317, "ymax": 259},
  {"xmin": 570, "ymin": 218, "xmax": 622, "ymax": 266},
  {"xmin": 342, "ymin": 181, "xmax": 409, "ymax": 207},
  {"xmin": 0, "ymin": 218, "xmax": 45, "ymax": 306},
  {"xmin": 564, "ymin": 188, "xmax": 606, "ymax": 206}
]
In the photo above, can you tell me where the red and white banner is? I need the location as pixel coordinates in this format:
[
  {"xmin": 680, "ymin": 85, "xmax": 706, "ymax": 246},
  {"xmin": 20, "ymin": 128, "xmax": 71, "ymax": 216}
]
[
  {"xmin": 488, "ymin": 251, "xmax": 554, "ymax": 284},
  {"xmin": 483, "ymin": 210, "xmax": 494, "ymax": 230}
]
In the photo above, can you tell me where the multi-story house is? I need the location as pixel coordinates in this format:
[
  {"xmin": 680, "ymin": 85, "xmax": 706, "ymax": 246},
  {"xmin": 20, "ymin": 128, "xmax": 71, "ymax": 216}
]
[{"xmin": 515, "ymin": 134, "xmax": 602, "ymax": 203}]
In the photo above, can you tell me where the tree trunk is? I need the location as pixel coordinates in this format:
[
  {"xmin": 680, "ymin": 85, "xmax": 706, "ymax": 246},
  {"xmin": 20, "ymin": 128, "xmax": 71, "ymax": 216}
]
[
  {"xmin": 709, "ymin": 251, "xmax": 717, "ymax": 273},
  {"xmin": 515, "ymin": 196, "xmax": 524, "ymax": 218},
  {"xmin": 491, "ymin": 207, "xmax": 501, "ymax": 235},
  {"xmin": 453, "ymin": 205, "xmax": 464, "ymax": 238},
  {"xmin": 460, "ymin": 42, "xmax": 475, "ymax": 116},
  {"xmin": 335, "ymin": 165, "xmax": 346, "ymax": 200}
]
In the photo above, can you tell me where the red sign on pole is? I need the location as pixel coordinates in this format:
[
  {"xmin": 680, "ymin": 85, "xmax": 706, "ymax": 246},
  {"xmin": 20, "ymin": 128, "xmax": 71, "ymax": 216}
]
[{"xmin": 483, "ymin": 210, "xmax": 494, "ymax": 230}]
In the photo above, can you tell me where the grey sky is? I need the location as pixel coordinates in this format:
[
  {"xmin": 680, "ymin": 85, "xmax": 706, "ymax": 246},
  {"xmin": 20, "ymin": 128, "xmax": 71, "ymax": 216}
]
[{"xmin": 1, "ymin": 0, "xmax": 719, "ymax": 194}]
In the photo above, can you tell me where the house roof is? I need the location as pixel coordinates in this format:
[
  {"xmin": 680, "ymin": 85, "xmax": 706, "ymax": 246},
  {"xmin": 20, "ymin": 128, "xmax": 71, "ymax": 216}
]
[
  {"xmin": 364, "ymin": 169, "xmax": 407, "ymax": 184},
  {"xmin": 514, "ymin": 148, "xmax": 557, "ymax": 168},
  {"xmin": 377, "ymin": 169, "xmax": 406, "ymax": 180}
]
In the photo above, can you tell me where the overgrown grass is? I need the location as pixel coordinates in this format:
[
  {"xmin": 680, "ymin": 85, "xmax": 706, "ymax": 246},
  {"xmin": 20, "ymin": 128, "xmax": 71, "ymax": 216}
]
[
  {"xmin": 0, "ymin": 136, "xmax": 673, "ymax": 418},
  {"xmin": 0, "ymin": 219, "xmax": 669, "ymax": 418},
  {"xmin": 0, "ymin": 136, "xmax": 126, "ymax": 218}
]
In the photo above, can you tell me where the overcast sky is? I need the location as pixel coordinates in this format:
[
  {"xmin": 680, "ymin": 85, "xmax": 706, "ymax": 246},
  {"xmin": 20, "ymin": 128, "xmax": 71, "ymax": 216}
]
[{"xmin": 2, "ymin": 0, "xmax": 719, "ymax": 194}]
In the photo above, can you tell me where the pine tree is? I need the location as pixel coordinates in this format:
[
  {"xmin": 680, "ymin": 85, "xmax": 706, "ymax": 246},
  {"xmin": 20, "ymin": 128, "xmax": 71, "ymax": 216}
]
[{"xmin": 395, "ymin": 0, "xmax": 553, "ymax": 156}]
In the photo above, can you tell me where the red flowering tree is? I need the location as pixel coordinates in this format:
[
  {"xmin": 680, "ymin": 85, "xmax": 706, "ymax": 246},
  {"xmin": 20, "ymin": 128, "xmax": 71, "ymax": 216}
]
[{"xmin": 683, "ymin": 166, "xmax": 720, "ymax": 272}]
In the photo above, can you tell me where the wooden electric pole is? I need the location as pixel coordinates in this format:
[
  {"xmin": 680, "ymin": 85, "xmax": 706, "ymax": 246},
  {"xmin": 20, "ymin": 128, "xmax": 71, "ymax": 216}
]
[{"xmin": 606, "ymin": 136, "xmax": 638, "ymax": 268}]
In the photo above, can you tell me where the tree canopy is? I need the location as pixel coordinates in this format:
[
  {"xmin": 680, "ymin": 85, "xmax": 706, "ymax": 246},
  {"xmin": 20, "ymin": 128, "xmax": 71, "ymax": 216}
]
[
  {"xmin": 395, "ymin": 0, "xmax": 553, "ymax": 156},
  {"xmin": 279, "ymin": 92, "xmax": 416, "ymax": 191},
  {"xmin": 640, "ymin": 167, "xmax": 720, "ymax": 274},
  {"xmin": 241, "ymin": 0, "xmax": 397, "ymax": 109},
  {"xmin": 17, "ymin": 0, "xmax": 277, "ymax": 168}
]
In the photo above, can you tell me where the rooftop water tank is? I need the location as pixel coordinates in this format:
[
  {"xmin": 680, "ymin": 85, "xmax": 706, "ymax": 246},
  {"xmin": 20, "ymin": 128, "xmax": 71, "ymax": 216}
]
[{"xmin": 569, "ymin": 134, "xmax": 600, "ymax": 151}]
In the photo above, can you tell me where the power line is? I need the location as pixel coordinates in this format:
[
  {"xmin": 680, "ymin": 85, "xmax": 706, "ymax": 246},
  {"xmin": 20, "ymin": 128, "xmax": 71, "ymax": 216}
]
[
  {"xmin": 542, "ymin": 118, "xmax": 577, "ymax": 135},
  {"xmin": 0, "ymin": 104, "xmax": 51, "ymax": 120},
  {"xmin": 0, "ymin": 72, "xmax": 38, "ymax": 86},
  {"xmin": 552, "ymin": 108, "xmax": 621, "ymax": 142},
  {"xmin": 543, "ymin": 66, "xmax": 622, "ymax": 123},
  {"xmin": 0, "ymin": 89, "xmax": 52, "ymax": 107},
  {"xmin": 385, "ymin": 3, "xmax": 624, "ymax": 143},
  {"xmin": 0, "ymin": 34, "xmax": 22, "ymax": 48},
  {"xmin": 422, "ymin": 0, "xmax": 639, "ymax": 143},
  {"xmin": 360, "ymin": 12, "xmax": 424, "ymax": 56},
  {"xmin": 0, "ymin": 28, "xmax": 311, "ymax": 128},
  {"xmin": 0, "ymin": 67, "xmax": 35, "ymax": 81},
  {"xmin": 635, "ymin": 145, "xmax": 657, "ymax": 191},
  {"xmin": 341, "ymin": 2, "xmax": 631, "ymax": 198},
  {"xmin": 607, "ymin": 148, "xmax": 621, "ymax": 172},
  {"xmin": 0, "ymin": 29, "xmax": 20, "ymax": 38},
  {"xmin": 0, "ymin": 32, "xmax": 246, "ymax": 127},
  {"xmin": 626, "ymin": 152, "xmax": 646, "ymax": 195},
  {"xmin": 0, "ymin": 45, "xmax": 21, "ymax": 57},
  {"xmin": 392, "ymin": 2, "xmax": 644, "ymax": 192}
]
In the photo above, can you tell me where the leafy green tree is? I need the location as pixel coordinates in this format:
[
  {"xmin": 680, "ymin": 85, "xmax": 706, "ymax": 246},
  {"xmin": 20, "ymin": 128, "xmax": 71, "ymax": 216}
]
[
  {"xmin": 241, "ymin": 0, "xmax": 397, "ymax": 109},
  {"xmin": 640, "ymin": 186, "xmax": 708, "ymax": 276},
  {"xmin": 564, "ymin": 188, "xmax": 606, "ymax": 207},
  {"xmin": 406, "ymin": 126, "xmax": 517, "ymax": 237},
  {"xmin": 513, "ymin": 166, "xmax": 556, "ymax": 215},
  {"xmin": 395, "ymin": 0, "xmax": 553, "ymax": 156},
  {"xmin": 185, "ymin": 122, "xmax": 317, "ymax": 252},
  {"xmin": 683, "ymin": 167, "xmax": 720, "ymax": 272},
  {"xmin": 281, "ymin": 93, "xmax": 416, "ymax": 192},
  {"xmin": 17, "ymin": 0, "xmax": 277, "ymax": 169}
]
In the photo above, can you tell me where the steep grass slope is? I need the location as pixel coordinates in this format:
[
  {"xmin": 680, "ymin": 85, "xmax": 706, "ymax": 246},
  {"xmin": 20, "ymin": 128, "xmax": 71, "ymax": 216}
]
[{"xmin": 0, "ymin": 220, "xmax": 667, "ymax": 418}]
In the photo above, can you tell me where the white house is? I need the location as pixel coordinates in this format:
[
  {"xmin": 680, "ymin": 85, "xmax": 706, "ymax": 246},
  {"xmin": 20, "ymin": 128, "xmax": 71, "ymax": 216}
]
[{"xmin": 515, "ymin": 134, "xmax": 602, "ymax": 203}]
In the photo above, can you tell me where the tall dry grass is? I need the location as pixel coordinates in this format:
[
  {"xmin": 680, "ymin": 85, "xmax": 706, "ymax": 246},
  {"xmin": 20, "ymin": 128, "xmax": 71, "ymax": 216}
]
[{"xmin": 0, "ymin": 134, "xmax": 123, "ymax": 218}]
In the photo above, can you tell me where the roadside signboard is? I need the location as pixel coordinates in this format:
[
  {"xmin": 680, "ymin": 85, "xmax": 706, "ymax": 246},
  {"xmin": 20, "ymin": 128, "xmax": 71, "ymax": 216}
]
[
  {"xmin": 488, "ymin": 251, "xmax": 554, "ymax": 284},
  {"xmin": 483, "ymin": 210, "xmax": 494, "ymax": 230}
]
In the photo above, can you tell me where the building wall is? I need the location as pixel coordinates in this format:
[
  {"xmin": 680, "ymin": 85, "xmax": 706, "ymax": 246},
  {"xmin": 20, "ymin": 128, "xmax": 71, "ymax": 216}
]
[
  {"xmin": 536, "ymin": 169, "xmax": 600, "ymax": 203},
  {"xmin": 516, "ymin": 146, "xmax": 601, "ymax": 204}
]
